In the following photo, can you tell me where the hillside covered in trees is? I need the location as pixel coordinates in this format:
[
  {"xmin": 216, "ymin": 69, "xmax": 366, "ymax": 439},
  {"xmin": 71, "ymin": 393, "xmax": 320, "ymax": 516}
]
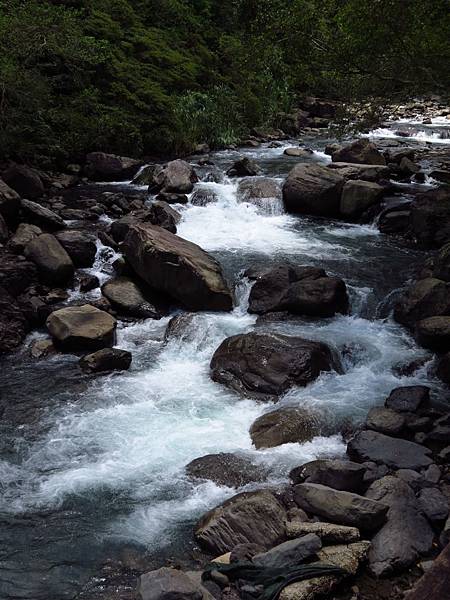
[{"xmin": 1, "ymin": 0, "xmax": 449, "ymax": 163}]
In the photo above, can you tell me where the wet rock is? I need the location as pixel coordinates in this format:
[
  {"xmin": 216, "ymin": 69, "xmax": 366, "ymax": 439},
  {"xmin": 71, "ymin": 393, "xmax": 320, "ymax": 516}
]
[
  {"xmin": 385, "ymin": 147, "xmax": 416, "ymax": 164},
  {"xmin": 2, "ymin": 164, "xmax": 44, "ymax": 198},
  {"xmin": 24, "ymin": 234, "xmax": 74, "ymax": 286},
  {"xmin": 194, "ymin": 490, "xmax": 286, "ymax": 554},
  {"xmin": 286, "ymin": 521, "xmax": 360, "ymax": 544},
  {"xmin": 55, "ymin": 230, "xmax": 97, "ymax": 267},
  {"xmin": 151, "ymin": 160, "xmax": 198, "ymax": 193},
  {"xmin": 433, "ymin": 242, "xmax": 450, "ymax": 282},
  {"xmin": 289, "ymin": 459, "xmax": 366, "ymax": 492},
  {"xmin": 185, "ymin": 453, "xmax": 268, "ymax": 488},
  {"xmin": 132, "ymin": 165, "xmax": 156, "ymax": 186},
  {"xmin": 293, "ymin": 483, "xmax": 388, "ymax": 530},
  {"xmin": 210, "ymin": 332, "xmax": 339, "ymax": 400},
  {"xmin": 102, "ymin": 276, "xmax": 166, "ymax": 319},
  {"xmin": 155, "ymin": 191, "xmax": 189, "ymax": 204},
  {"xmin": 410, "ymin": 186, "xmax": 450, "ymax": 248},
  {"xmin": 347, "ymin": 430, "xmax": 433, "ymax": 470},
  {"xmin": 394, "ymin": 278, "xmax": 450, "ymax": 327},
  {"xmin": 366, "ymin": 476, "xmax": 434, "ymax": 577},
  {"xmin": 237, "ymin": 177, "xmax": 280, "ymax": 201},
  {"xmin": 84, "ymin": 152, "xmax": 141, "ymax": 181},
  {"xmin": 123, "ymin": 224, "xmax": 233, "ymax": 311},
  {"xmin": 30, "ymin": 338, "xmax": 55, "ymax": 359},
  {"xmin": 418, "ymin": 487, "xmax": 449, "ymax": 523},
  {"xmin": 279, "ymin": 542, "xmax": 371, "ymax": 600},
  {"xmin": 253, "ymin": 534, "xmax": 321, "ymax": 569},
  {"xmin": 416, "ymin": 316, "xmax": 450, "ymax": 352},
  {"xmin": 249, "ymin": 408, "xmax": 323, "ymax": 449},
  {"xmin": 378, "ymin": 206, "xmax": 411, "ymax": 234},
  {"xmin": 79, "ymin": 348, "xmax": 132, "ymax": 373},
  {"xmin": 8, "ymin": 223, "xmax": 42, "ymax": 254},
  {"xmin": 400, "ymin": 156, "xmax": 420, "ymax": 175},
  {"xmin": 385, "ymin": 385, "xmax": 430, "ymax": 413},
  {"xmin": 190, "ymin": 188, "xmax": 218, "ymax": 206},
  {"xmin": 283, "ymin": 148, "xmax": 313, "ymax": 158},
  {"xmin": 0, "ymin": 178, "xmax": 21, "ymax": 223},
  {"xmin": 226, "ymin": 157, "xmax": 262, "ymax": 177},
  {"xmin": 20, "ymin": 199, "xmax": 65, "ymax": 231},
  {"xmin": 332, "ymin": 138, "xmax": 386, "ymax": 166},
  {"xmin": 148, "ymin": 200, "xmax": 181, "ymax": 233},
  {"xmin": 136, "ymin": 567, "xmax": 203, "ymax": 600},
  {"xmin": 46, "ymin": 304, "xmax": 116, "ymax": 351},
  {"xmin": 0, "ymin": 286, "xmax": 29, "ymax": 353},
  {"xmin": 164, "ymin": 312, "xmax": 197, "ymax": 342},
  {"xmin": 328, "ymin": 162, "xmax": 390, "ymax": 182},
  {"xmin": 365, "ymin": 407, "xmax": 406, "ymax": 436},
  {"xmin": 437, "ymin": 352, "xmax": 450, "ymax": 385},
  {"xmin": 282, "ymin": 163, "xmax": 344, "ymax": 217},
  {"xmin": 340, "ymin": 180, "xmax": 384, "ymax": 219},
  {"xmin": 79, "ymin": 273, "xmax": 100, "ymax": 293}
]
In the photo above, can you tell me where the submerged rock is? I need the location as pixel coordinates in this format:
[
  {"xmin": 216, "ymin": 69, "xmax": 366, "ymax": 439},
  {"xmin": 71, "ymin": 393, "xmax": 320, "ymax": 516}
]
[
  {"xmin": 185, "ymin": 453, "xmax": 268, "ymax": 488},
  {"xmin": 194, "ymin": 490, "xmax": 286, "ymax": 554},
  {"xmin": 46, "ymin": 304, "xmax": 116, "ymax": 352},
  {"xmin": 79, "ymin": 348, "xmax": 132, "ymax": 373},
  {"xmin": 123, "ymin": 224, "xmax": 233, "ymax": 311},
  {"xmin": 210, "ymin": 332, "xmax": 339, "ymax": 400}
]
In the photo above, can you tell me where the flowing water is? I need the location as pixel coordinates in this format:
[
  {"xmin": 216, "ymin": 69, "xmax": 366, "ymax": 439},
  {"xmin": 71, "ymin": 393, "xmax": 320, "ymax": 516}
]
[{"xmin": 0, "ymin": 126, "xmax": 449, "ymax": 599}]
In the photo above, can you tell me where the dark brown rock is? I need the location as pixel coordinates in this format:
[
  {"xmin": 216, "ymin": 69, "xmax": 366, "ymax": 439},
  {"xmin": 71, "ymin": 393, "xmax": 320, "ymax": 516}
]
[
  {"xmin": 84, "ymin": 152, "xmax": 141, "ymax": 181},
  {"xmin": 250, "ymin": 408, "xmax": 323, "ymax": 449},
  {"xmin": 55, "ymin": 230, "xmax": 97, "ymax": 267},
  {"xmin": 46, "ymin": 304, "xmax": 116, "ymax": 351},
  {"xmin": 185, "ymin": 453, "xmax": 267, "ymax": 488},
  {"xmin": 20, "ymin": 199, "xmax": 65, "ymax": 231},
  {"xmin": 385, "ymin": 386, "xmax": 430, "ymax": 413},
  {"xmin": 79, "ymin": 348, "xmax": 132, "ymax": 373},
  {"xmin": 2, "ymin": 164, "xmax": 44, "ymax": 198},
  {"xmin": 24, "ymin": 234, "xmax": 74, "ymax": 286},
  {"xmin": 101, "ymin": 276, "xmax": 166, "ymax": 319}
]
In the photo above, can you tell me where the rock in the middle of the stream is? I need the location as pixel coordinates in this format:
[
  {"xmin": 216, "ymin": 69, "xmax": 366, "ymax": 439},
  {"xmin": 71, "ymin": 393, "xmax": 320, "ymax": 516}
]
[
  {"xmin": 123, "ymin": 223, "xmax": 233, "ymax": 311},
  {"xmin": 210, "ymin": 332, "xmax": 340, "ymax": 400}
]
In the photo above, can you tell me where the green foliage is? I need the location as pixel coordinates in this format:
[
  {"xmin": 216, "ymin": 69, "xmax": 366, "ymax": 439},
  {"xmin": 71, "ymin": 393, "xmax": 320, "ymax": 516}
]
[{"xmin": 0, "ymin": 0, "xmax": 449, "ymax": 163}]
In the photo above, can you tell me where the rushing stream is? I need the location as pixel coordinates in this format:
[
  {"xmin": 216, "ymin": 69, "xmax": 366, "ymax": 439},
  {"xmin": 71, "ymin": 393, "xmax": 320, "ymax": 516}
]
[{"xmin": 0, "ymin": 125, "xmax": 449, "ymax": 599}]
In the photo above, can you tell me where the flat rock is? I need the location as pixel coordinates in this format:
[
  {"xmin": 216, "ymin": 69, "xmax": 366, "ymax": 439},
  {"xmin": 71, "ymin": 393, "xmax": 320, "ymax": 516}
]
[
  {"xmin": 347, "ymin": 430, "xmax": 433, "ymax": 470},
  {"xmin": 289, "ymin": 459, "xmax": 366, "ymax": 492},
  {"xmin": 385, "ymin": 386, "xmax": 430, "ymax": 413},
  {"xmin": 210, "ymin": 332, "xmax": 339, "ymax": 400},
  {"xmin": 366, "ymin": 476, "xmax": 434, "ymax": 577},
  {"xmin": 250, "ymin": 408, "xmax": 323, "ymax": 449},
  {"xmin": 185, "ymin": 453, "xmax": 267, "ymax": 488},
  {"xmin": 194, "ymin": 490, "xmax": 286, "ymax": 554},
  {"xmin": 286, "ymin": 521, "xmax": 360, "ymax": 544},
  {"xmin": 123, "ymin": 224, "xmax": 233, "ymax": 311},
  {"xmin": 365, "ymin": 407, "xmax": 406, "ymax": 436},
  {"xmin": 293, "ymin": 483, "xmax": 388, "ymax": 530},
  {"xmin": 253, "ymin": 534, "xmax": 321, "ymax": 569},
  {"xmin": 328, "ymin": 162, "xmax": 390, "ymax": 182}
]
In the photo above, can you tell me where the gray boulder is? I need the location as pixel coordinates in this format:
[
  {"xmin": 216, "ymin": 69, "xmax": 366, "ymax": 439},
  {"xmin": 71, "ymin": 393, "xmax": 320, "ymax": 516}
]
[
  {"xmin": 185, "ymin": 453, "xmax": 267, "ymax": 488},
  {"xmin": 123, "ymin": 224, "xmax": 233, "ymax": 311},
  {"xmin": 227, "ymin": 157, "xmax": 261, "ymax": 177},
  {"xmin": 194, "ymin": 490, "xmax": 286, "ymax": 554},
  {"xmin": 340, "ymin": 180, "xmax": 384, "ymax": 219},
  {"xmin": 238, "ymin": 177, "xmax": 281, "ymax": 201},
  {"xmin": 347, "ymin": 430, "xmax": 433, "ymax": 470},
  {"xmin": 148, "ymin": 200, "xmax": 181, "ymax": 234},
  {"xmin": 210, "ymin": 332, "xmax": 339, "ymax": 400},
  {"xmin": 46, "ymin": 304, "xmax": 116, "ymax": 351},
  {"xmin": 332, "ymin": 138, "xmax": 386, "ymax": 166},
  {"xmin": 282, "ymin": 163, "xmax": 344, "ymax": 217},
  {"xmin": 102, "ymin": 276, "xmax": 166, "ymax": 319},
  {"xmin": 250, "ymin": 408, "xmax": 323, "ymax": 449},
  {"xmin": 365, "ymin": 407, "xmax": 406, "ymax": 436},
  {"xmin": 79, "ymin": 348, "xmax": 132, "ymax": 373},
  {"xmin": 289, "ymin": 459, "xmax": 366, "ymax": 492},
  {"xmin": 366, "ymin": 476, "xmax": 434, "ymax": 577},
  {"xmin": 55, "ymin": 230, "xmax": 97, "ymax": 267},
  {"xmin": 136, "ymin": 567, "xmax": 203, "ymax": 600},
  {"xmin": 293, "ymin": 483, "xmax": 388, "ymax": 530},
  {"xmin": 418, "ymin": 487, "xmax": 449, "ymax": 523},
  {"xmin": 252, "ymin": 534, "xmax": 322, "ymax": 568},
  {"xmin": 385, "ymin": 386, "xmax": 430, "ymax": 413},
  {"xmin": 24, "ymin": 233, "xmax": 74, "ymax": 285},
  {"xmin": 151, "ymin": 159, "xmax": 198, "ymax": 193}
]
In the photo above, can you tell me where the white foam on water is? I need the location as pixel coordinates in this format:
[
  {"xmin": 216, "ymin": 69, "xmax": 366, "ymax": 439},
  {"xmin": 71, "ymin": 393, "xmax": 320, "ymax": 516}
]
[{"xmin": 365, "ymin": 127, "xmax": 450, "ymax": 145}]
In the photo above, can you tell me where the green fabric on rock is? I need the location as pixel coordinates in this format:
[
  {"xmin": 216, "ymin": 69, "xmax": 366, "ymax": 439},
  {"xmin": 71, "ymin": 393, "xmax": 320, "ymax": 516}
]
[{"xmin": 202, "ymin": 561, "xmax": 347, "ymax": 600}]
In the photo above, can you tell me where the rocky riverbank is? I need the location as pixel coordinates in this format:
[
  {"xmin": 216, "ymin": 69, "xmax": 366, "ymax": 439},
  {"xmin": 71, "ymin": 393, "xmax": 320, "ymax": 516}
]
[{"xmin": 0, "ymin": 97, "xmax": 449, "ymax": 600}]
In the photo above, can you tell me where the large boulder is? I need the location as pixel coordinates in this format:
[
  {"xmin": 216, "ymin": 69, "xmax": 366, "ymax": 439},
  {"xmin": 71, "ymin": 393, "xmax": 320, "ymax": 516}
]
[
  {"xmin": 340, "ymin": 180, "xmax": 384, "ymax": 219},
  {"xmin": 20, "ymin": 199, "xmax": 65, "ymax": 231},
  {"xmin": 148, "ymin": 200, "xmax": 181, "ymax": 234},
  {"xmin": 55, "ymin": 230, "xmax": 97, "ymax": 268},
  {"xmin": 347, "ymin": 430, "xmax": 433, "ymax": 470},
  {"xmin": 366, "ymin": 476, "xmax": 434, "ymax": 577},
  {"xmin": 151, "ymin": 160, "xmax": 198, "ymax": 193},
  {"xmin": 394, "ymin": 278, "xmax": 450, "ymax": 327},
  {"xmin": 416, "ymin": 316, "xmax": 450, "ymax": 352},
  {"xmin": 410, "ymin": 187, "xmax": 450, "ymax": 248},
  {"xmin": 332, "ymin": 138, "xmax": 386, "ymax": 166},
  {"xmin": 46, "ymin": 304, "xmax": 116, "ymax": 351},
  {"xmin": 194, "ymin": 490, "xmax": 287, "ymax": 554},
  {"xmin": 84, "ymin": 152, "xmax": 141, "ymax": 181},
  {"xmin": 252, "ymin": 534, "xmax": 322, "ymax": 569},
  {"xmin": 289, "ymin": 459, "xmax": 366, "ymax": 493},
  {"xmin": 0, "ymin": 286, "xmax": 29, "ymax": 354},
  {"xmin": 123, "ymin": 224, "xmax": 233, "ymax": 311},
  {"xmin": 9, "ymin": 223, "xmax": 42, "ymax": 254},
  {"xmin": 365, "ymin": 407, "xmax": 406, "ymax": 436},
  {"xmin": 185, "ymin": 453, "xmax": 267, "ymax": 488},
  {"xmin": 237, "ymin": 177, "xmax": 281, "ymax": 201},
  {"xmin": 109, "ymin": 210, "xmax": 152, "ymax": 243},
  {"xmin": 226, "ymin": 157, "xmax": 261, "ymax": 177},
  {"xmin": 101, "ymin": 276, "xmax": 166, "ymax": 319},
  {"xmin": 327, "ymin": 162, "xmax": 390, "ymax": 182},
  {"xmin": 282, "ymin": 163, "xmax": 344, "ymax": 216},
  {"xmin": 293, "ymin": 483, "xmax": 388, "ymax": 530},
  {"xmin": 24, "ymin": 234, "xmax": 74, "ymax": 285},
  {"xmin": 0, "ymin": 178, "xmax": 21, "ymax": 223},
  {"xmin": 385, "ymin": 385, "xmax": 430, "ymax": 413},
  {"xmin": 2, "ymin": 164, "xmax": 44, "ymax": 198},
  {"xmin": 79, "ymin": 348, "xmax": 132, "ymax": 373},
  {"xmin": 210, "ymin": 332, "xmax": 339, "ymax": 400},
  {"xmin": 249, "ymin": 408, "xmax": 323, "ymax": 449},
  {"xmin": 136, "ymin": 567, "xmax": 203, "ymax": 600},
  {"xmin": 279, "ymin": 542, "xmax": 370, "ymax": 600}
]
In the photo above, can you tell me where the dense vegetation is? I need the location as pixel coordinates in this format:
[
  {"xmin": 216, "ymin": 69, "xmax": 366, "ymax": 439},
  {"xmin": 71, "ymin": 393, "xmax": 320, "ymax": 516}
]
[{"xmin": 0, "ymin": 0, "xmax": 449, "ymax": 164}]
